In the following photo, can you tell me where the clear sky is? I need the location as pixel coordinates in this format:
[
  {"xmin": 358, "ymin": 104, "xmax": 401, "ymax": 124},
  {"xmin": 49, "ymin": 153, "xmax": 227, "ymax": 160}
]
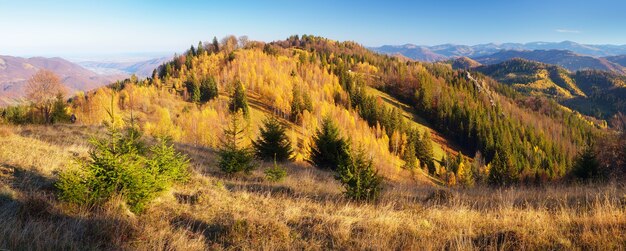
[{"xmin": 2, "ymin": 0, "xmax": 626, "ymax": 59}]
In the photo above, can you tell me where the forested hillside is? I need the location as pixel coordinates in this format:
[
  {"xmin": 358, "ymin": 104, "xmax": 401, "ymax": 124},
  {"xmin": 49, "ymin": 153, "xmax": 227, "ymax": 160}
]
[
  {"xmin": 469, "ymin": 58, "xmax": 626, "ymax": 120},
  {"xmin": 56, "ymin": 35, "xmax": 602, "ymax": 185}
]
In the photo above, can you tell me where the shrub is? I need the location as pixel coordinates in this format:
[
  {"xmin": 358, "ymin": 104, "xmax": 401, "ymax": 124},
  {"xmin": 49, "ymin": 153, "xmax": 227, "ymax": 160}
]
[
  {"xmin": 253, "ymin": 116, "xmax": 292, "ymax": 161},
  {"xmin": 336, "ymin": 147, "xmax": 383, "ymax": 202},
  {"xmin": 1, "ymin": 105, "xmax": 33, "ymax": 125},
  {"xmin": 264, "ymin": 160, "xmax": 287, "ymax": 182},
  {"xmin": 56, "ymin": 125, "xmax": 189, "ymax": 213}
]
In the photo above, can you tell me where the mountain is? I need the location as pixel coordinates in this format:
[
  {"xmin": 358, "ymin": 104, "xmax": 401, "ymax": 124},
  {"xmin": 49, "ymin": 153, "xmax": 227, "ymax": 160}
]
[
  {"xmin": 474, "ymin": 58, "xmax": 584, "ymax": 98},
  {"xmin": 370, "ymin": 41, "xmax": 626, "ymax": 61},
  {"xmin": 470, "ymin": 57, "xmax": 626, "ymax": 119},
  {"xmin": 473, "ymin": 50, "xmax": 626, "ymax": 74},
  {"xmin": 0, "ymin": 55, "xmax": 124, "ymax": 106},
  {"xmin": 448, "ymin": 56, "xmax": 481, "ymax": 69},
  {"xmin": 374, "ymin": 44, "xmax": 447, "ymax": 62},
  {"xmin": 605, "ymin": 55, "xmax": 626, "ymax": 67},
  {"xmin": 78, "ymin": 57, "xmax": 170, "ymax": 77}
]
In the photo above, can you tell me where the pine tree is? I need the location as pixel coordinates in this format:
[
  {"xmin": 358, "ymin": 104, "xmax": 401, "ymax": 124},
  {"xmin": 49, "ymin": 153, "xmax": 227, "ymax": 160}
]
[
  {"xmin": 309, "ymin": 117, "xmax": 350, "ymax": 170},
  {"xmin": 212, "ymin": 36, "xmax": 219, "ymax": 53},
  {"xmin": 488, "ymin": 149, "xmax": 518, "ymax": 185},
  {"xmin": 188, "ymin": 45, "xmax": 196, "ymax": 56},
  {"xmin": 572, "ymin": 145, "xmax": 600, "ymax": 181},
  {"xmin": 336, "ymin": 147, "xmax": 383, "ymax": 202},
  {"xmin": 229, "ymin": 80, "xmax": 249, "ymax": 116},
  {"xmin": 402, "ymin": 128, "xmax": 419, "ymax": 169},
  {"xmin": 51, "ymin": 93, "xmax": 70, "ymax": 124},
  {"xmin": 253, "ymin": 116, "xmax": 293, "ymax": 161},
  {"xmin": 416, "ymin": 129, "xmax": 435, "ymax": 174},
  {"xmin": 218, "ymin": 111, "xmax": 254, "ymax": 174},
  {"xmin": 197, "ymin": 41, "xmax": 205, "ymax": 55},
  {"xmin": 185, "ymin": 76, "xmax": 201, "ymax": 103},
  {"xmin": 200, "ymin": 76, "xmax": 218, "ymax": 102},
  {"xmin": 290, "ymin": 87, "xmax": 303, "ymax": 122}
]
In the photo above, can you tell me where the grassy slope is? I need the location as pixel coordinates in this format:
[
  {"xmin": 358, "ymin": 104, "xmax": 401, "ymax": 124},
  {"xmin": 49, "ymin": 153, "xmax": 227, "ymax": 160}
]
[{"xmin": 1, "ymin": 124, "xmax": 624, "ymax": 250}]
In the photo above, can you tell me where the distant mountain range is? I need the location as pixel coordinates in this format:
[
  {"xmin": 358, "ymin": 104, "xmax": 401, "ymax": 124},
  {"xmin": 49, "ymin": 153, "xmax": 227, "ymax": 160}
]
[
  {"xmin": 371, "ymin": 41, "xmax": 626, "ymax": 61},
  {"xmin": 78, "ymin": 57, "xmax": 170, "ymax": 78},
  {"xmin": 0, "ymin": 56, "xmax": 126, "ymax": 106}
]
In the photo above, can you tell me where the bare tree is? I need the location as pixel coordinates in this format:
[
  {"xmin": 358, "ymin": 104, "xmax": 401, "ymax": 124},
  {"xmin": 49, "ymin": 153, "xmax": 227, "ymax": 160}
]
[
  {"xmin": 238, "ymin": 35, "xmax": 249, "ymax": 48},
  {"xmin": 220, "ymin": 35, "xmax": 239, "ymax": 53},
  {"xmin": 26, "ymin": 69, "xmax": 66, "ymax": 124}
]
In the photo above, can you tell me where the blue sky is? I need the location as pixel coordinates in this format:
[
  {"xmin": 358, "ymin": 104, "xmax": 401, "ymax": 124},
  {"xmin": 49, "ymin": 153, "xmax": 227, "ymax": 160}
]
[{"xmin": 1, "ymin": 0, "xmax": 626, "ymax": 59}]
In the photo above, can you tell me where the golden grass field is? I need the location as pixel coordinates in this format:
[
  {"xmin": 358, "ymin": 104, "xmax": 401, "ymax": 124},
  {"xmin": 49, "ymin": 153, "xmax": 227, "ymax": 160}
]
[{"xmin": 0, "ymin": 124, "xmax": 625, "ymax": 250}]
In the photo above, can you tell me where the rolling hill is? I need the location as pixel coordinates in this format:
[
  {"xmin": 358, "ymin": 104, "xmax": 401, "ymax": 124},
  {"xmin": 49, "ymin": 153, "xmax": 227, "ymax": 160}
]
[
  {"xmin": 448, "ymin": 56, "xmax": 482, "ymax": 70},
  {"xmin": 469, "ymin": 57, "xmax": 626, "ymax": 119},
  {"xmin": 474, "ymin": 58, "xmax": 584, "ymax": 98},
  {"xmin": 0, "ymin": 55, "xmax": 125, "ymax": 106},
  {"xmin": 605, "ymin": 55, "xmax": 626, "ymax": 67},
  {"xmin": 473, "ymin": 50, "xmax": 626, "ymax": 75}
]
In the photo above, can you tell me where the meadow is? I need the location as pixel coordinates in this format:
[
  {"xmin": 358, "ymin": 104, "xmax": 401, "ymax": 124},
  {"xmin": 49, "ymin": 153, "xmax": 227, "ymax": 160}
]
[{"xmin": 0, "ymin": 124, "xmax": 623, "ymax": 250}]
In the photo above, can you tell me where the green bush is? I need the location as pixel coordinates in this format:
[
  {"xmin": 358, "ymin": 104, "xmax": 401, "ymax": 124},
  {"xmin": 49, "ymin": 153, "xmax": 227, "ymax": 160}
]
[
  {"xmin": 56, "ymin": 126, "xmax": 189, "ymax": 213},
  {"xmin": 264, "ymin": 160, "xmax": 287, "ymax": 182},
  {"xmin": 1, "ymin": 105, "xmax": 33, "ymax": 125},
  {"xmin": 336, "ymin": 147, "xmax": 383, "ymax": 202},
  {"xmin": 218, "ymin": 148, "xmax": 255, "ymax": 174}
]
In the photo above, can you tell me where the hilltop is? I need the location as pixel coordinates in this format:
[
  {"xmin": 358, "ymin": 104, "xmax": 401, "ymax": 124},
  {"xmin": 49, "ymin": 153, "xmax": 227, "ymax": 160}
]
[
  {"xmin": 473, "ymin": 50, "xmax": 626, "ymax": 75},
  {"xmin": 467, "ymin": 57, "xmax": 626, "ymax": 119}
]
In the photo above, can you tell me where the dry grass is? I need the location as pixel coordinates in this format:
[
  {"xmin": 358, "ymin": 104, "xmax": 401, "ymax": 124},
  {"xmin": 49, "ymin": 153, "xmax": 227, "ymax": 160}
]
[{"xmin": 0, "ymin": 124, "xmax": 625, "ymax": 250}]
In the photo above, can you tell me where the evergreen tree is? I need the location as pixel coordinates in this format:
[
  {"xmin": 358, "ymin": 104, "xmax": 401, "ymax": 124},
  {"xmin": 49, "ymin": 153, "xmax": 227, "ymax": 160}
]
[
  {"xmin": 51, "ymin": 94, "xmax": 70, "ymax": 124},
  {"xmin": 212, "ymin": 36, "xmax": 219, "ymax": 52},
  {"xmin": 416, "ymin": 129, "xmax": 435, "ymax": 173},
  {"xmin": 309, "ymin": 117, "xmax": 350, "ymax": 170},
  {"xmin": 188, "ymin": 45, "xmax": 196, "ymax": 56},
  {"xmin": 572, "ymin": 145, "xmax": 601, "ymax": 181},
  {"xmin": 253, "ymin": 116, "xmax": 293, "ymax": 161},
  {"xmin": 185, "ymin": 77, "xmax": 201, "ymax": 103},
  {"xmin": 290, "ymin": 87, "xmax": 303, "ymax": 122},
  {"xmin": 218, "ymin": 111, "xmax": 254, "ymax": 174},
  {"xmin": 336, "ymin": 147, "xmax": 383, "ymax": 202},
  {"xmin": 229, "ymin": 80, "xmax": 249, "ymax": 116},
  {"xmin": 402, "ymin": 128, "xmax": 419, "ymax": 169},
  {"xmin": 197, "ymin": 41, "xmax": 205, "ymax": 55},
  {"xmin": 488, "ymin": 149, "xmax": 519, "ymax": 186},
  {"xmin": 200, "ymin": 76, "xmax": 218, "ymax": 102}
]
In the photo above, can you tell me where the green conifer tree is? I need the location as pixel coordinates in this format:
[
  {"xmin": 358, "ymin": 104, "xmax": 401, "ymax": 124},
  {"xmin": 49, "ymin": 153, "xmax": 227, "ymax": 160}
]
[
  {"xmin": 253, "ymin": 116, "xmax": 293, "ymax": 161},
  {"xmin": 308, "ymin": 117, "xmax": 350, "ymax": 170},
  {"xmin": 229, "ymin": 80, "xmax": 249, "ymax": 117}
]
